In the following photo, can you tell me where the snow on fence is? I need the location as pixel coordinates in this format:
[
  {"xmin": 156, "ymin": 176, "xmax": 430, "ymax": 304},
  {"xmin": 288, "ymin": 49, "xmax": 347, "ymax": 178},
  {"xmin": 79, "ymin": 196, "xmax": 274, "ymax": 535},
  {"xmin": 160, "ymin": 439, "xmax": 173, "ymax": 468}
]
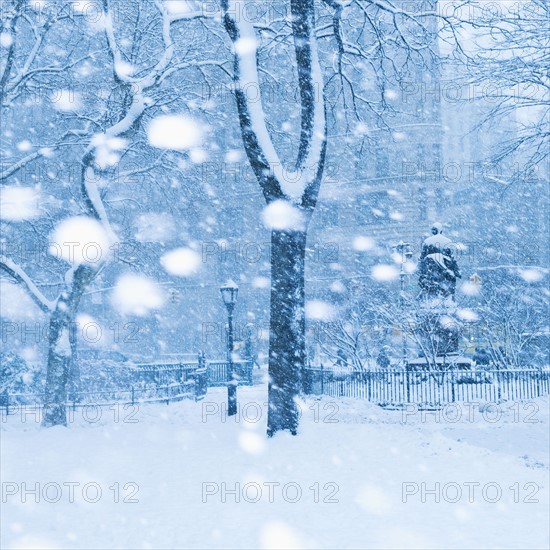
[
  {"xmin": 123, "ymin": 359, "xmax": 253, "ymax": 388},
  {"xmin": 302, "ymin": 368, "xmax": 550, "ymax": 407},
  {"xmin": 0, "ymin": 381, "xmax": 198, "ymax": 417},
  {"xmin": 207, "ymin": 360, "xmax": 254, "ymax": 387},
  {"xmin": 0, "ymin": 359, "xmax": 253, "ymax": 416}
]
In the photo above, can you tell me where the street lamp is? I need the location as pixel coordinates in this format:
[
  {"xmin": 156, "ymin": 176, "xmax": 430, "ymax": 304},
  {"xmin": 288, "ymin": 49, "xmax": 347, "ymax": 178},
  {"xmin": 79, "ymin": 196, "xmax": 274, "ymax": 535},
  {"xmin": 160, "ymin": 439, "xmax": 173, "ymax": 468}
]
[
  {"xmin": 220, "ymin": 279, "xmax": 238, "ymax": 416},
  {"xmin": 395, "ymin": 242, "xmax": 414, "ymax": 367}
]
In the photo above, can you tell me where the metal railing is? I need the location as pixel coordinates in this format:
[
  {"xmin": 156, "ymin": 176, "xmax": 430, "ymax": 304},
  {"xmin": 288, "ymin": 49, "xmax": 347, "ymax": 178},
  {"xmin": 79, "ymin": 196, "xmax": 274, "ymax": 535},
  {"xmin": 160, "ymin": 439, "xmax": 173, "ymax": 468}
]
[
  {"xmin": 0, "ymin": 381, "xmax": 197, "ymax": 415},
  {"xmin": 206, "ymin": 360, "xmax": 254, "ymax": 387},
  {"xmin": 0, "ymin": 358, "xmax": 253, "ymax": 416},
  {"xmin": 302, "ymin": 367, "xmax": 550, "ymax": 407}
]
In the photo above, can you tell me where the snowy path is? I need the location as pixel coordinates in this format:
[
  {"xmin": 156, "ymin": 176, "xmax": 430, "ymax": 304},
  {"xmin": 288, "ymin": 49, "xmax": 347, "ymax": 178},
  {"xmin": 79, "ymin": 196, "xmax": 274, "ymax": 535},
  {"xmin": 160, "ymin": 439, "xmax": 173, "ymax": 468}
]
[{"xmin": 1, "ymin": 387, "xmax": 549, "ymax": 549}]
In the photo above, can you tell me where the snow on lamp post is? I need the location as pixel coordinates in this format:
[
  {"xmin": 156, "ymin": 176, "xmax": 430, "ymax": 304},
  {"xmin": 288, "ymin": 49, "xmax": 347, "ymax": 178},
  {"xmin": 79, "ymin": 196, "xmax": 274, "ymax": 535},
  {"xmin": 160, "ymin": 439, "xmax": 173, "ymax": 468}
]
[{"xmin": 220, "ymin": 279, "xmax": 238, "ymax": 417}]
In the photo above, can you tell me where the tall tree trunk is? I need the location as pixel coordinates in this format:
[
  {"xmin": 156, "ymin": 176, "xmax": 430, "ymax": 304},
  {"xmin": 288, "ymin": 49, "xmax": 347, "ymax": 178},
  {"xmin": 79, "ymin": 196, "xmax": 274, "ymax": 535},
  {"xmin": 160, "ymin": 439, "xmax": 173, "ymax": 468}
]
[
  {"xmin": 267, "ymin": 230, "xmax": 307, "ymax": 436},
  {"xmin": 42, "ymin": 309, "xmax": 71, "ymax": 427},
  {"xmin": 222, "ymin": 0, "xmax": 326, "ymax": 436},
  {"xmin": 42, "ymin": 266, "xmax": 94, "ymax": 427},
  {"xmin": 67, "ymin": 321, "xmax": 80, "ymax": 402}
]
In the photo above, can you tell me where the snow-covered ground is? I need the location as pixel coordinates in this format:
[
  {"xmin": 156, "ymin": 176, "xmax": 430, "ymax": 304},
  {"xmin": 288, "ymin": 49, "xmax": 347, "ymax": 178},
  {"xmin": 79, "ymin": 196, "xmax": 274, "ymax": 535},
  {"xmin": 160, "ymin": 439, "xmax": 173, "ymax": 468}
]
[{"xmin": 1, "ymin": 387, "xmax": 549, "ymax": 550}]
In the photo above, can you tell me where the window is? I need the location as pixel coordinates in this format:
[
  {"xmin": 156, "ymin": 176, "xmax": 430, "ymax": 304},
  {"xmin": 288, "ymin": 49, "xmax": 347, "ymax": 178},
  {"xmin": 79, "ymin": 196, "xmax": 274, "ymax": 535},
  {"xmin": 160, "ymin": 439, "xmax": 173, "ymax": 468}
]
[
  {"xmin": 432, "ymin": 143, "xmax": 442, "ymax": 163},
  {"xmin": 219, "ymin": 207, "xmax": 243, "ymax": 237},
  {"xmin": 316, "ymin": 203, "xmax": 339, "ymax": 227},
  {"xmin": 375, "ymin": 147, "xmax": 389, "ymax": 178},
  {"xmin": 417, "ymin": 144, "xmax": 427, "ymax": 165},
  {"xmin": 355, "ymin": 192, "xmax": 388, "ymax": 224},
  {"xmin": 418, "ymin": 187, "xmax": 427, "ymax": 220}
]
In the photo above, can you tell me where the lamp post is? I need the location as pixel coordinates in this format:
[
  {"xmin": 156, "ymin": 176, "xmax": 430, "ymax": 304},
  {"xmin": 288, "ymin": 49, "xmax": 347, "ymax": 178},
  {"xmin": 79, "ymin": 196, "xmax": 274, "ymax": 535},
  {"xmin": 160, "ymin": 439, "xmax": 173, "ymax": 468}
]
[
  {"xmin": 220, "ymin": 279, "xmax": 238, "ymax": 416},
  {"xmin": 395, "ymin": 241, "xmax": 414, "ymax": 367}
]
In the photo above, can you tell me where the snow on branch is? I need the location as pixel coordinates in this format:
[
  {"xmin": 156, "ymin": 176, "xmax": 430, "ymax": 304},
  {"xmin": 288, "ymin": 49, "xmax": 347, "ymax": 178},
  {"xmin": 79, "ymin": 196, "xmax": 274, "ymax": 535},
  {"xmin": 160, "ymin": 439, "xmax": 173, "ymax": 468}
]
[
  {"xmin": 1, "ymin": 130, "xmax": 87, "ymax": 182},
  {"xmin": 0, "ymin": 255, "xmax": 55, "ymax": 312},
  {"xmin": 223, "ymin": 0, "xmax": 287, "ymax": 200},
  {"xmin": 1, "ymin": 150, "xmax": 45, "ymax": 182},
  {"xmin": 223, "ymin": 0, "xmax": 326, "ymax": 203},
  {"xmin": 291, "ymin": 0, "xmax": 327, "ymax": 208},
  {"xmin": 83, "ymin": 0, "xmax": 205, "ymax": 242},
  {"xmin": 0, "ymin": 1, "xmax": 73, "ymax": 100}
]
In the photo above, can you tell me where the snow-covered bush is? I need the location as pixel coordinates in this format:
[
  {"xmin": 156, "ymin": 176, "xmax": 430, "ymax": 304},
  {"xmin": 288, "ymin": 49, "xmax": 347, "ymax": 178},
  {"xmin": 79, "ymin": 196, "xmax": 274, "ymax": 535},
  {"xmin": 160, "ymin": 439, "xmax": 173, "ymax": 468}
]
[{"xmin": 0, "ymin": 353, "xmax": 41, "ymax": 394}]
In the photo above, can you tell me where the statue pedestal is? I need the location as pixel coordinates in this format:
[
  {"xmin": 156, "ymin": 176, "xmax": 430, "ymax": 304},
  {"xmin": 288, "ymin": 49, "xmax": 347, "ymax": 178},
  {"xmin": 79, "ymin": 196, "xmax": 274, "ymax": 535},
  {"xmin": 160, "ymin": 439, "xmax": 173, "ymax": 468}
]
[{"xmin": 417, "ymin": 297, "xmax": 461, "ymax": 357}]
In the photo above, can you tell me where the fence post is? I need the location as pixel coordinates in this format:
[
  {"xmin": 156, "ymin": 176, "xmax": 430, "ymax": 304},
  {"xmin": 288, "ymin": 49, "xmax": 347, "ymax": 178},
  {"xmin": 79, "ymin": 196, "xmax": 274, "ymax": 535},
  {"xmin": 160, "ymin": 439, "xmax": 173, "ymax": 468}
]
[
  {"xmin": 131, "ymin": 386, "xmax": 135, "ymax": 406},
  {"xmin": 5, "ymin": 391, "xmax": 9, "ymax": 416},
  {"xmin": 201, "ymin": 350, "xmax": 210, "ymax": 389},
  {"xmin": 451, "ymin": 369, "xmax": 455, "ymax": 403},
  {"xmin": 192, "ymin": 351, "xmax": 208, "ymax": 401}
]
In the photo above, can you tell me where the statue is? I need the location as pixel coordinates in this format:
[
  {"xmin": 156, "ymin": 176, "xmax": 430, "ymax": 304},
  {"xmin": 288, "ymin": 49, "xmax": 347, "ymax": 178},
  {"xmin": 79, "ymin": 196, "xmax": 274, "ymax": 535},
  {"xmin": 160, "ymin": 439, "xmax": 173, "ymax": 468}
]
[
  {"xmin": 416, "ymin": 223, "xmax": 462, "ymax": 358},
  {"xmin": 418, "ymin": 223, "xmax": 461, "ymax": 300}
]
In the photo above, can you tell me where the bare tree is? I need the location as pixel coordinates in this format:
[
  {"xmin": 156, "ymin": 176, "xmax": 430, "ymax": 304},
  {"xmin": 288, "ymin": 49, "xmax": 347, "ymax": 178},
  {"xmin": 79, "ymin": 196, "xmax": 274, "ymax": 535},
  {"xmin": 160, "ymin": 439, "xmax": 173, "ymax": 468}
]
[
  {"xmin": 458, "ymin": 0, "xmax": 549, "ymax": 175},
  {"xmin": 0, "ymin": 0, "xmax": 216, "ymax": 426},
  {"xmin": 316, "ymin": 282, "xmax": 394, "ymax": 371},
  {"xmin": 473, "ymin": 278, "xmax": 548, "ymax": 369},
  {"xmin": 220, "ymin": 0, "xmax": 327, "ymax": 435}
]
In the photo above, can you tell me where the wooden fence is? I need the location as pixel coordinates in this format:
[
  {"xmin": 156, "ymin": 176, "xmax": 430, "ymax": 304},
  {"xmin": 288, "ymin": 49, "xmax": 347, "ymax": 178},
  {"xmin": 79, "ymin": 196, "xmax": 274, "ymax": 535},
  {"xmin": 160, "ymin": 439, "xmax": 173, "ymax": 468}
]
[{"xmin": 302, "ymin": 368, "xmax": 550, "ymax": 407}]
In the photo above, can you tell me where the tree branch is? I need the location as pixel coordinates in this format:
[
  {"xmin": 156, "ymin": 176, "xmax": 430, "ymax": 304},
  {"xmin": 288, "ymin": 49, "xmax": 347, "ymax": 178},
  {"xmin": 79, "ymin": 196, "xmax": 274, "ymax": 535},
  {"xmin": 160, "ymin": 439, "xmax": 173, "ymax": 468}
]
[{"xmin": 0, "ymin": 255, "xmax": 55, "ymax": 312}]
